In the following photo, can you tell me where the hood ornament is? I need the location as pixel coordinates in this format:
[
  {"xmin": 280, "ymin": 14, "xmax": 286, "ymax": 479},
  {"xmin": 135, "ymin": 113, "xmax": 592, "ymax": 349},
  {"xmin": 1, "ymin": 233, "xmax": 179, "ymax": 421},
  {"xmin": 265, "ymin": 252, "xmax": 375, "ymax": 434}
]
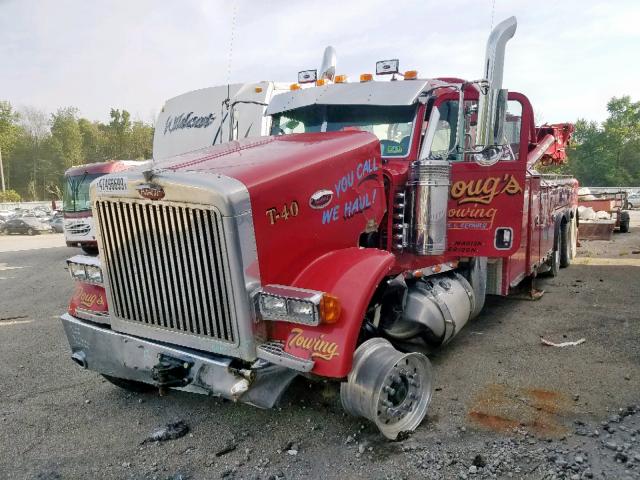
[
  {"xmin": 309, "ymin": 189, "xmax": 333, "ymax": 209},
  {"xmin": 138, "ymin": 170, "xmax": 164, "ymax": 200}
]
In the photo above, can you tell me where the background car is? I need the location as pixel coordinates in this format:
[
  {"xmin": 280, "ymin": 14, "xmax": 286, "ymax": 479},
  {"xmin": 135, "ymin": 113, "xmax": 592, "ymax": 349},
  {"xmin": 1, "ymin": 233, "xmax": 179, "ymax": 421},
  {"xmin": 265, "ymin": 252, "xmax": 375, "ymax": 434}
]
[
  {"xmin": 50, "ymin": 216, "xmax": 64, "ymax": 233},
  {"xmin": 626, "ymin": 192, "xmax": 640, "ymax": 209},
  {"xmin": 1, "ymin": 217, "xmax": 52, "ymax": 235}
]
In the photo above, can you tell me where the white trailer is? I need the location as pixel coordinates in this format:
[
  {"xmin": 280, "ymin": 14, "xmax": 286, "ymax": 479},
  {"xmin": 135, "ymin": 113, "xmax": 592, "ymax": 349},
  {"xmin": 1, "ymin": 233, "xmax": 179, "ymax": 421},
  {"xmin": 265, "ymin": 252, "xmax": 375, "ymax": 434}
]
[{"xmin": 153, "ymin": 81, "xmax": 290, "ymax": 160}]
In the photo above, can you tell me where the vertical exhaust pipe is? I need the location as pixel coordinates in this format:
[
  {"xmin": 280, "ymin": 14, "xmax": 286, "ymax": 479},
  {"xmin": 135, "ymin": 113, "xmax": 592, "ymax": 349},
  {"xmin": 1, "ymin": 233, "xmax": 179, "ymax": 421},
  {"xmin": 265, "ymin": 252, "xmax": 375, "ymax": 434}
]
[
  {"xmin": 475, "ymin": 16, "xmax": 517, "ymax": 149},
  {"xmin": 319, "ymin": 46, "xmax": 337, "ymax": 81}
]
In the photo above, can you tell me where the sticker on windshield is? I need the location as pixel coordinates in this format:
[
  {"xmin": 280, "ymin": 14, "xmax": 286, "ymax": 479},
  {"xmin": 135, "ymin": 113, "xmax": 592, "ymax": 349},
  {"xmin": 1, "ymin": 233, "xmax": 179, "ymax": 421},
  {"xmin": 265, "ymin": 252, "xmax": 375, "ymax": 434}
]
[{"xmin": 96, "ymin": 176, "xmax": 128, "ymax": 195}]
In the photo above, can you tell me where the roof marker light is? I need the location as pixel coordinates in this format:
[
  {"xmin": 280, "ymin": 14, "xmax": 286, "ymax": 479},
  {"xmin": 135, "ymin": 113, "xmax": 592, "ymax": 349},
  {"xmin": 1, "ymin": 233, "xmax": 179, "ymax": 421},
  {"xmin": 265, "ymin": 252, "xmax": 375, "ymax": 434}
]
[
  {"xmin": 254, "ymin": 86, "xmax": 263, "ymax": 93},
  {"xmin": 360, "ymin": 73, "xmax": 373, "ymax": 82},
  {"xmin": 315, "ymin": 78, "xmax": 328, "ymax": 86},
  {"xmin": 290, "ymin": 83, "xmax": 301, "ymax": 91},
  {"xmin": 334, "ymin": 74, "xmax": 348, "ymax": 83},
  {"xmin": 404, "ymin": 70, "xmax": 418, "ymax": 80}
]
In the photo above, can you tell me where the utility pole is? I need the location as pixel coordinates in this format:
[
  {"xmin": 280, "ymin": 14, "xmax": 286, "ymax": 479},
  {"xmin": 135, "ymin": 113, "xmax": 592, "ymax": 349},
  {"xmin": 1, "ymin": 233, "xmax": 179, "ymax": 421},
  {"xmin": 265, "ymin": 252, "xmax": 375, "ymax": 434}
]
[{"xmin": 0, "ymin": 146, "xmax": 5, "ymax": 192}]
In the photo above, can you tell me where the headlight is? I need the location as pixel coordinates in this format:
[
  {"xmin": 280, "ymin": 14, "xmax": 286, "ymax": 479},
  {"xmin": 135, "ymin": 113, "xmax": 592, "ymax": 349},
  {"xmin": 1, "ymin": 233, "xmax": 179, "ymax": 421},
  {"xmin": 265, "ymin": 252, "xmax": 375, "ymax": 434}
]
[
  {"xmin": 85, "ymin": 265, "xmax": 103, "ymax": 284},
  {"xmin": 68, "ymin": 262, "xmax": 88, "ymax": 281},
  {"xmin": 256, "ymin": 285, "xmax": 341, "ymax": 326},
  {"xmin": 67, "ymin": 255, "xmax": 103, "ymax": 285}
]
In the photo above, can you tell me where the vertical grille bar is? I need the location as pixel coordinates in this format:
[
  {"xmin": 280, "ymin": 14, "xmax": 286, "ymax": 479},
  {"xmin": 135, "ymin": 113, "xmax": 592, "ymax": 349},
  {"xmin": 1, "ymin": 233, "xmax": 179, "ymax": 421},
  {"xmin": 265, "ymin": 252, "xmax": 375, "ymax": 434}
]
[{"xmin": 96, "ymin": 199, "xmax": 236, "ymax": 343}]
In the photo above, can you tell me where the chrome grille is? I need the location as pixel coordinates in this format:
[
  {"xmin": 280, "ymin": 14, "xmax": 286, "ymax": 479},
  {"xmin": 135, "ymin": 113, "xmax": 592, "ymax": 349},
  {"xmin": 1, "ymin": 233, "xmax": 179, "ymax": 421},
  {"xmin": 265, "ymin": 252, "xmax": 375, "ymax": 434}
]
[{"xmin": 95, "ymin": 200, "xmax": 236, "ymax": 343}]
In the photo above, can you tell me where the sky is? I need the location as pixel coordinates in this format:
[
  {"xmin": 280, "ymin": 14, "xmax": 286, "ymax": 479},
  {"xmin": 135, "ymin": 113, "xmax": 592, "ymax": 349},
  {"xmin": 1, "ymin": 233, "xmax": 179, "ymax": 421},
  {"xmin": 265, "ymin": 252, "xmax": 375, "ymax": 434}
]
[{"xmin": 1, "ymin": 0, "xmax": 639, "ymax": 126}]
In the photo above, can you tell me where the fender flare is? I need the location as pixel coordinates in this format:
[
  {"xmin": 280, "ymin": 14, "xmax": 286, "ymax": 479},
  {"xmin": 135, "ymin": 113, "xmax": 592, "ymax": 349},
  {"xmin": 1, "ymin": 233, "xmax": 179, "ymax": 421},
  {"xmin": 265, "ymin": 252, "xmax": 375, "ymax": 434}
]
[{"xmin": 270, "ymin": 247, "xmax": 395, "ymax": 378}]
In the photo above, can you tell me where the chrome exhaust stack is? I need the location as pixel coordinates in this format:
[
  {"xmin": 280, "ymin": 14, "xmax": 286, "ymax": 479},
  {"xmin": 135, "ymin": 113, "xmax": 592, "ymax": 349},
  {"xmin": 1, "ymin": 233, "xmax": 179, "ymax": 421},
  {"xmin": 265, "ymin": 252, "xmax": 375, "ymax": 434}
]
[
  {"xmin": 475, "ymin": 16, "xmax": 517, "ymax": 149},
  {"xmin": 319, "ymin": 46, "xmax": 337, "ymax": 82}
]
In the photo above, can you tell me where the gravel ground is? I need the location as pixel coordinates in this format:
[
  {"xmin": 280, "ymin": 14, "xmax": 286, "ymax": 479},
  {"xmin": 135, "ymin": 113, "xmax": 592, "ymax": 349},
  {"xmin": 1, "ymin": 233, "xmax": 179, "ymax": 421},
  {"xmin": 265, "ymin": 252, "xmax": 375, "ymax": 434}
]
[{"xmin": 0, "ymin": 214, "xmax": 639, "ymax": 480}]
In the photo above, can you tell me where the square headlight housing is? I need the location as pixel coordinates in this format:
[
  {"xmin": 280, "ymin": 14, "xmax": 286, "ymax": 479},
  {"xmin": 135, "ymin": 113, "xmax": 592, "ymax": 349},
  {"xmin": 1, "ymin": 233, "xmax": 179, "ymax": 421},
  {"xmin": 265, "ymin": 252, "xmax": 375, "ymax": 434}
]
[
  {"xmin": 256, "ymin": 285, "xmax": 324, "ymax": 326},
  {"xmin": 67, "ymin": 255, "xmax": 103, "ymax": 285}
]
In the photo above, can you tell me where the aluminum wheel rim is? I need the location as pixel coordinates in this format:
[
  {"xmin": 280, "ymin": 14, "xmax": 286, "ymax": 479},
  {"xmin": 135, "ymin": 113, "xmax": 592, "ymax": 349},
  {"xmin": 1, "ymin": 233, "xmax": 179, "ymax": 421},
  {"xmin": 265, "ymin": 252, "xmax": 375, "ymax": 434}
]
[{"xmin": 374, "ymin": 351, "xmax": 433, "ymax": 439}]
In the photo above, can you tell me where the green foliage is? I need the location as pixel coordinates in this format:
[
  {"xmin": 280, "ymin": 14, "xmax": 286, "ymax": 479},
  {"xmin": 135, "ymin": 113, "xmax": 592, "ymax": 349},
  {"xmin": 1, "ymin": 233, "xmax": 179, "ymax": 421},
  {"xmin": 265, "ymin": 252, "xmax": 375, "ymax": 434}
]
[
  {"xmin": 0, "ymin": 101, "xmax": 154, "ymax": 200},
  {"xmin": 561, "ymin": 96, "xmax": 640, "ymax": 186},
  {"xmin": 0, "ymin": 101, "xmax": 20, "ymax": 154},
  {"xmin": 0, "ymin": 189, "xmax": 21, "ymax": 202}
]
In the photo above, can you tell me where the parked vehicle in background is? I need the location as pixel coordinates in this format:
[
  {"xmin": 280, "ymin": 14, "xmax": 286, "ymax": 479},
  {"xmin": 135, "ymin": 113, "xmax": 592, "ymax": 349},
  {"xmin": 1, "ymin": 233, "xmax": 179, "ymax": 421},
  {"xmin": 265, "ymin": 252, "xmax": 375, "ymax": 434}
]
[
  {"xmin": 61, "ymin": 18, "xmax": 579, "ymax": 439},
  {"xmin": 50, "ymin": 215, "xmax": 64, "ymax": 233},
  {"xmin": 63, "ymin": 161, "xmax": 147, "ymax": 254},
  {"xmin": 626, "ymin": 192, "xmax": 640, "ymax": 209},
  {"xmin": 1, "ymin": 217, "xmax": 52, "ymax": 235}
]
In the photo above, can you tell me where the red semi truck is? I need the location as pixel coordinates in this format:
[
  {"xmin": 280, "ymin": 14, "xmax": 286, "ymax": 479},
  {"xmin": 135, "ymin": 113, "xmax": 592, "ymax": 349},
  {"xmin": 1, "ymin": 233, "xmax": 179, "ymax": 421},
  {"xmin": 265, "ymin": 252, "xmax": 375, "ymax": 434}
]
[{"xmin": 61, "ymin": 17, "xmax": 577, "ymax": 439}]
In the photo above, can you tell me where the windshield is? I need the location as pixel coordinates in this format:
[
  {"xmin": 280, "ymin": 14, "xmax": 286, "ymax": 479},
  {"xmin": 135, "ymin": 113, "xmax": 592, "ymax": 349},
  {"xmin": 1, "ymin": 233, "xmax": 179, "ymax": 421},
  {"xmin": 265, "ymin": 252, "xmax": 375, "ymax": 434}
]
[
  {"xmin": 63, "ymin": 173, "xmax": 102, "ymax": 212},
  {"xmin": 271, "ymin": 104, "xmax": 416, "ymax": 157}
]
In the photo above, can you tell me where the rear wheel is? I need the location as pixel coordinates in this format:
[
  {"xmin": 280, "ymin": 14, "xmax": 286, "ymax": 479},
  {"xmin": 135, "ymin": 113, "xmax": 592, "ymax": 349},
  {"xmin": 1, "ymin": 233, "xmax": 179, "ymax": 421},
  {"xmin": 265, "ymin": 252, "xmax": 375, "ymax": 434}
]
[
  {"xmin": 102, "ymin": 374, "xmax": 155, "ymax": 393},
  {"xmin": 560, "ymin": 220, "xmax": 571, "ymax": 268},
  {"xmin": 27, "ymin": 228, "xmax": 35, "ymax": 236},
  {"xmin": 569, "ymin": 215, "xmax": 578, "ymax": 260},
  {"xmin": 543, "ymin": 232, "xmax": 561, "ymax": 277},
  {"xmin": 620, "ymin": 212, "xmax": 630, "ymax": 233}
]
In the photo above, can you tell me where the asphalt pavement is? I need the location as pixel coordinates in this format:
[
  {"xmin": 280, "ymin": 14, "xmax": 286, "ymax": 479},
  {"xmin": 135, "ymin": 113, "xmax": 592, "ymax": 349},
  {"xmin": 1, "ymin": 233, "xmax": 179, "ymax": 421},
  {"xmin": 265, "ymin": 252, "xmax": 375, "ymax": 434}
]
[{"xmin": 0, "ymin": 216, "xmax": 639, "ymax": 480}]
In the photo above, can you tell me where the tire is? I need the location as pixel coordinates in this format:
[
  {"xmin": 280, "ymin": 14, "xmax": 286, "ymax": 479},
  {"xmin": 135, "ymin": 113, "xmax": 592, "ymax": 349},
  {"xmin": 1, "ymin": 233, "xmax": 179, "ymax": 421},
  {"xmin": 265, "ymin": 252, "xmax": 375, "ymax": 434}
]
[
  {"xmin": 27, "ymin": 228, "xmax": 35, "ymax": 235},
  {"xmin": 620, "ymin": 212, "xmax": 630, "ymax": 233},
  {"xmin": 542, "ymin": 232, "xmax": 561, "ymax": 277},
  {"xmin": 560, "ymin": 220, "xmax": 571, "ymax": 268},
  {"xmin": 81, "ymin": 245, "xmax": 99, "ymax": 255},
  {"xmin": 102, "ymin": 374, "xmax": 155, "ymax": 393},
  {"xmin": 569, "ymin": 215, "xmax": 578, "ymax": 260}
]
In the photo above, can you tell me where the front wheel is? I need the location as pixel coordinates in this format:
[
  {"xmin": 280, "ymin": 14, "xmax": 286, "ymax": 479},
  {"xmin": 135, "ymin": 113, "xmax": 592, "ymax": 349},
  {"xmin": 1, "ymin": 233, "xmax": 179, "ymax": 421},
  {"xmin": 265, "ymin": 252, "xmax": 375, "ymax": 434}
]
[
  {"xmin": 27, "ymin": 228, "xmax": 35, "ymax": 235},
  {"xmin": 102, "ymin": 374, "xmax": 155, "ymax": 393},
  {"xmin": 340, "ymin": 338, "xmax": 433, "ymax": 440}
]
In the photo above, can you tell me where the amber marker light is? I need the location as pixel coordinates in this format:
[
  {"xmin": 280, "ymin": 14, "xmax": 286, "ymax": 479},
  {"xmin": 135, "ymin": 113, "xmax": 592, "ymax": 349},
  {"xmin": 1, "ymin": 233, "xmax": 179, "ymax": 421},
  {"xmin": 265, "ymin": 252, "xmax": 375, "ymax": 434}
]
[
  {"xmin": 360, "ymin": 73, "xmax": 373, "ymax": 82},
  {"xmin": 334, "ymin": 74, "xmax": 348, "ymax": 83},
  {"xmin": 404, "ymin": 70, "xmax": 418, "ymax": 80},
  {"xmin": 320, "ymin": 293, "xmax": 341, "ymax": 324},
  {"xmin": 254, "ymin": 86, "xmax": 263, "ymax": 93},
  {"xmin": 290, "ymin": 83, "xmax": 301, "ymax": 91},
  {"xmin": 315, "ymin": 78, "xmax": 328, "ymax": 86}
]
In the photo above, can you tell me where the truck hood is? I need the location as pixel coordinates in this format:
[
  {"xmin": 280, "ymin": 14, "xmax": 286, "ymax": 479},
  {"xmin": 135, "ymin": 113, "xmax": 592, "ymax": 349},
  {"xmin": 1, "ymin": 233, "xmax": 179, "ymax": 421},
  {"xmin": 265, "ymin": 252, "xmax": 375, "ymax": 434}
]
[{"xmin": 156, "ymin": 131, "xmax": 381, "ymax": 194}]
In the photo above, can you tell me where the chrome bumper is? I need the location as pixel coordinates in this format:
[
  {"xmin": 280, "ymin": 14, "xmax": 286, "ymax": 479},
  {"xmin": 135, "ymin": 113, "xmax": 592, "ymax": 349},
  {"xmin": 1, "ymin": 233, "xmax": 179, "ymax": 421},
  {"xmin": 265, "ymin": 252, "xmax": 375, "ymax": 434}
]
[{"xmin": 60, "ymin": 313, "xmax": 298, "ymax": 408}]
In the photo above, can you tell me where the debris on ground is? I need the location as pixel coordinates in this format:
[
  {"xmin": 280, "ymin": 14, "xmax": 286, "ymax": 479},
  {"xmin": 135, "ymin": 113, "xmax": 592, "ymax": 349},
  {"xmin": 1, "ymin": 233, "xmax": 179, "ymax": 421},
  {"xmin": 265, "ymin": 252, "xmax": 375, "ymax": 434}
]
[
  {"xmin": 215, "ymin": 442, "xmax": 238, "ymax": 457},
  {"xmin": 540, "ymin": 337, "xmax": 586, "ymax": 347},
  {"xmin": 142, "ymin": 420, "xmax": 189, "ymax": 444}
]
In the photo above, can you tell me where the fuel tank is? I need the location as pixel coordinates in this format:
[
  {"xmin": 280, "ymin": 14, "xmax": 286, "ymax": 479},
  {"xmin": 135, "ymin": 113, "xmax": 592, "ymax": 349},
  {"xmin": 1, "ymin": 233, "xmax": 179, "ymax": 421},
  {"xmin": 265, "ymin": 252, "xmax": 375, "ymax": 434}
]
[{"xmin": 159, "ymin": 132, "xmax": 387, "ymax": 285}]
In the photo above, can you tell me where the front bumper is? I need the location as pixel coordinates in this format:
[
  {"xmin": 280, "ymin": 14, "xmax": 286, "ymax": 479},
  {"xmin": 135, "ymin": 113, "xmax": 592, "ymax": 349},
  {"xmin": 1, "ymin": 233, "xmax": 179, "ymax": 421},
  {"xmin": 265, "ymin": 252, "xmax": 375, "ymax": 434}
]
[{"xmin": 61, "ymin": 314, "xmax": 298, "ymax": 408}]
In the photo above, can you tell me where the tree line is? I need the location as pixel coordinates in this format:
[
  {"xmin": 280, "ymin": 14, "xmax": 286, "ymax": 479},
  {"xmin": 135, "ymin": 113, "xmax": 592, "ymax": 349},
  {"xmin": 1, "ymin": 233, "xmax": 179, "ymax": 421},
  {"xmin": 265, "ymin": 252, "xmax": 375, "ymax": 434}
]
[
  {"xmin": 0, "ymin": 101, "xmax": 153, "ymax": 202},
  {"xmin": 545, "ymin": 96, "xmax": 640, "ymax": 187},
  {"xmin": 1, "ymin": 95, "xmax": 639, "ymax": 202}
]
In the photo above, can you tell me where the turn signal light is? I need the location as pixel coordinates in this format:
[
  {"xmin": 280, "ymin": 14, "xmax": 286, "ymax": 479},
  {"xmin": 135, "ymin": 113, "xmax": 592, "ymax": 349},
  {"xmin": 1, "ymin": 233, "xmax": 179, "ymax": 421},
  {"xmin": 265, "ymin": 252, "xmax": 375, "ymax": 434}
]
[
  {"xmin": 334, "ymin": 74, "xmax": 348, "ymax": 83},
  {"xmin": 320, "ymin": 293, "xmax": 341, "ymax": 324},
  {"xmin": 404, "ymin": 70, "xmax": 418, "ymax": 80},
  {"xmin": 360, "ymin": 73, "xmax": 373, "ymax": 82},
  {"xmin": 290, "ymin": 83, "xmax": 301, "ymax": 91},
  {"xmin": 316, "ymin": 78, "xmax": 327, "ymax": 86}
]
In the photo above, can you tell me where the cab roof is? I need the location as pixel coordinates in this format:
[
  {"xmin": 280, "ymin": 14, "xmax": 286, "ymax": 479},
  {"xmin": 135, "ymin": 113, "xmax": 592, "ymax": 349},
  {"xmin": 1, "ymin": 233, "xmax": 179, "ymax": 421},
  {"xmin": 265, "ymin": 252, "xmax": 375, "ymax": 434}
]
[{"xmin": 266, "ymin": 78, "xmax": 453, "ymax": 116}]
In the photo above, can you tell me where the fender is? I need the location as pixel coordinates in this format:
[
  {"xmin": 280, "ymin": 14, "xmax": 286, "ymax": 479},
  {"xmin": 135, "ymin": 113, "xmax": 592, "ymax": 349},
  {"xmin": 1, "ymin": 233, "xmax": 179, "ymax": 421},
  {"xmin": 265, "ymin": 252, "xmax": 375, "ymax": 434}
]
[{"xmin": 269, "ymin": 247, "xmax": 395, "ymax": 378}]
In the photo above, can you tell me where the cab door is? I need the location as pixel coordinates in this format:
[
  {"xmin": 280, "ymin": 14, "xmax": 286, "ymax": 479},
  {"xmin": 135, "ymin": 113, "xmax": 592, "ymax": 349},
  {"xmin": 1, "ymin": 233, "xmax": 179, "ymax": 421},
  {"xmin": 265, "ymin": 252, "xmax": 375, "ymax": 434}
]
[{"xmin": 446, "ymin": 94, "xmax": 528, "ymax": 258}]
